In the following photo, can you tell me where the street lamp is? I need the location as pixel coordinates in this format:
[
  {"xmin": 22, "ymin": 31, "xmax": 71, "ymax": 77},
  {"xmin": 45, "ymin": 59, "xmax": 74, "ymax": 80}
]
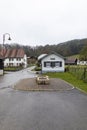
[
  {"xmin": 3, "ymin": 33, "xmax": 11, "ymax": 57},
  {"xmin": 2, "ymin": 33, "xmax": 11, "ymax": 75}
]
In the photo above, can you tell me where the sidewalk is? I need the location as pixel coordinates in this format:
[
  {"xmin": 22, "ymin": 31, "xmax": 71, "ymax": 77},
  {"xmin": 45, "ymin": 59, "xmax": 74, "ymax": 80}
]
[{"xmin": 14, "ymin": 78, "xmax": 74, "ymax": 91}]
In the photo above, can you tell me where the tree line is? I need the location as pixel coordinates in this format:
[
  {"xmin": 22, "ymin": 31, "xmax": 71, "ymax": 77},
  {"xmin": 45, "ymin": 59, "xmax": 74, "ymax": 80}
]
[{"xmin": 0, "ymin": 38, "xmax": 87, "ymax": 59}]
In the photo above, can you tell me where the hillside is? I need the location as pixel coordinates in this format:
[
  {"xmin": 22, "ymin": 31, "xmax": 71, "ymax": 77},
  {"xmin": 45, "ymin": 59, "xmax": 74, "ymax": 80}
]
[
  {"xmin": 26, "ymin": 38, "xmax": 87, "ymax": 57},
  {"xmin": 56, "ymin": 39, "xmax": 87, "ymax": 56},
  {"xmin": 67, "ymin": 54, "xmax": 79, "ymax": 59},
  {"xmin": 0, "ymin": 38, "xmax": 87, "ymax": 57}
]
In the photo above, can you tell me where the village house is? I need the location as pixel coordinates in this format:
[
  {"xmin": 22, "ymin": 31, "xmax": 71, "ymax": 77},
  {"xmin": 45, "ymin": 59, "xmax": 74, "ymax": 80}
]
[
  {"xmin": 38, "ymin": 52, "xmax": 65, "ymax": 73},
  {"xmin": 77, "ymin": 60, "xmax": 87, "ymax": 65},
  {"xmin": 0, "ymin": 48, "xmax": 27, "ymax": 68},
  {"xmin": 65, "ymin": 57, "xmax": 77, "ymax": 65},
  {"xmin": 27, "ymin": 56, "xmax": 37, "ymax": 64}
]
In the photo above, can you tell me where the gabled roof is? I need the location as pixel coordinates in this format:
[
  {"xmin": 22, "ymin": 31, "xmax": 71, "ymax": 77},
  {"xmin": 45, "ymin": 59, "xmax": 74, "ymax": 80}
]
[
  {"xmin": 39, "ymin": 51, "xmax": 65, "ymax": 61},
  {"xmin": 65, "ymin": 57, "xmax": 77, "ymax": 64},
  {"xmin": 5, "ymin": 49, "xmax": 12, "ymax": 58},
  {"xmin": 38, "ymin": 54, "xmax": 47, "ymax": 60},
  {"xmin": 16, "ymin": 49, "xmax": 25, "ymax": 57},
  {"xmin": 0, "ymin": 49, "xmax": 4, "ymax": 59},
  {"xmin": 0, "ymin": 53, "xmax": 3, "ymax": 59},
  {"xmin": 0, "ymin": 49, "xmax": 26, "ymax": 58}
]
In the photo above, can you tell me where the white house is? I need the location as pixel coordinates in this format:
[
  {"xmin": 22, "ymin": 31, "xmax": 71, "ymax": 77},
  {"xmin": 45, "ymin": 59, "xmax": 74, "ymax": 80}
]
[
  {"xmin": 0, "ymin": 49, "xmax": 27, "ymax": 68},
  {"xmin": 38, "ymin": 52, "xmax": 65, "ymax": 73},
  {"xmin": 77, "ymin": 60, "xmax": 87, "ymax": 65}
]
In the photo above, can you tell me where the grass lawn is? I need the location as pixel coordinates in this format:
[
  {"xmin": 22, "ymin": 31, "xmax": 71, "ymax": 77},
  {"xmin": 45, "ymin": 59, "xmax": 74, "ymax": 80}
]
[{"xmin": 45, "ymin": 72, "xmax": 87, "ymax": 93}]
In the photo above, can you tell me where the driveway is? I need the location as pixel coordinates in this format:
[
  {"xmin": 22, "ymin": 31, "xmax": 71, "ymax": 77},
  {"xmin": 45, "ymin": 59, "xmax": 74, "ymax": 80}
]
[{"xmin": 0, "ymin": 88, "xmax": 87, "ymax": 130}]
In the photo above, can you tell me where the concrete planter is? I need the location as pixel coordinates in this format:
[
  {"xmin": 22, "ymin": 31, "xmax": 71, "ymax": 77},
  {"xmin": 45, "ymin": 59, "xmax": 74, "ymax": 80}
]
[{"xmin": 36, "ymin": 75, "xmax": 50, "ymax": 85}]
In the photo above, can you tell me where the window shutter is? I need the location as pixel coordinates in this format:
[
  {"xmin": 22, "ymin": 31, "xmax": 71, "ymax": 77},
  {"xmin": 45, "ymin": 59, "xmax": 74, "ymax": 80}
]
[
  {"xmin": 60, "ymin": 62, "xmax": 62, "ymax": 67},
  {"xmin": 44, "ymin": 62, "xmax": 46, "ymax": 67}
]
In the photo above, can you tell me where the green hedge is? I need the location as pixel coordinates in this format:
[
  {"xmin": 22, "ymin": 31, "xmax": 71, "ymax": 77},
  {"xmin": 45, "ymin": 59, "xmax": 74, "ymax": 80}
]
[
  {"xmin": 66, "ymin": 66, "xmax": 87, "ymax": 82},
  {"xmin": 4, "ymin": 67, "xmax": 23, "ymax": 71}
]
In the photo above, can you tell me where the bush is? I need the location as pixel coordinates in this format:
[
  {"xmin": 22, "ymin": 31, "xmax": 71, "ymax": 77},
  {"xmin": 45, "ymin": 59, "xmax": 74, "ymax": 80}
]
[
  {"xmin": 35, "ymin": 67, "xmax": 41, "ymax": 71},
  {"xmin": 4, "ymin": 67, "xmax": 23, "ymax": 71}
]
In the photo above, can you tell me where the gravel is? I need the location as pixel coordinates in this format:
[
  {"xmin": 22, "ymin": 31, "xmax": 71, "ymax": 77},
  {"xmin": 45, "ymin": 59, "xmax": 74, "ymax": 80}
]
[{"xmin": 14, "ymin": 78, "xmax": 74, "ymax": 91}]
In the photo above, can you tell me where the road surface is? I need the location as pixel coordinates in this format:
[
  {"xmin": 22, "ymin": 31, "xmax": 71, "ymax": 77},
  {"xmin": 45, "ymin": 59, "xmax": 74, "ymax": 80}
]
[
  {"xmin": 0, "ymin": 66, "xmax": 36, "ymax": 88},
  {"xmin": 0, "ymin": 67, "xmax": 87, "ymax": 130}
]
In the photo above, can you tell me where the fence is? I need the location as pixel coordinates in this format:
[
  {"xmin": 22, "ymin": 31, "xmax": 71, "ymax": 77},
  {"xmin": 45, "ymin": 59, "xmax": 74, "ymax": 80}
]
[{"xmin": 67, "ymin": 66, "xmax": 87, "ymax": 82}]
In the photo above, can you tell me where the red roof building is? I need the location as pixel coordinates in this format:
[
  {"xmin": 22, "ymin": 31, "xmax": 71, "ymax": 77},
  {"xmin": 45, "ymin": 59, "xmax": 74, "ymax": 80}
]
[{"xmin": 0, "ymin": 49, "xmax": 27, "ymax": 68}]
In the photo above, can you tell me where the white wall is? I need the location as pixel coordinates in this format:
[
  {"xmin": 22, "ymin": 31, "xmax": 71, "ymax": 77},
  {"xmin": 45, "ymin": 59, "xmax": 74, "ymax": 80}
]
[
  {"xmin": 41, "ymin": 54, "xmax": 65, "ymax": 73},
  {"xmin": 0, "ymin": 69, "xmax": 3, "ymax": 75},
  {"xmin": 4, "ymin": 58, "xmax": 9, "ymax": 67},
  {"xmin": 23, "ymin": 54, "xmax": 27, "ymax": 68},
  {"xmin": 4, "ymin": 54, "xmax": 27, "ymax": 68},
  {"xmin": 77, "ymin": 60, "xmax": 87, "ymax": 65}
]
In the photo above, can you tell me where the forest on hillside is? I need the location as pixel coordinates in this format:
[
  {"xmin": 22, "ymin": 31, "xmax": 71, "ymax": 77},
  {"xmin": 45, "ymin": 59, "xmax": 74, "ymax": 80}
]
[{"xmin": 0, "ymin": 38, "xmax": 87, "ymax": 57}]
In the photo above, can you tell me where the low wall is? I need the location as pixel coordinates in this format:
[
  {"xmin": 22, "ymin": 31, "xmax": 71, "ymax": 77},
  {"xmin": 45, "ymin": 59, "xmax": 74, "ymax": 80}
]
[{"xmin": 0, "ymin": 69, "xmax": 3, "ymax": 75}]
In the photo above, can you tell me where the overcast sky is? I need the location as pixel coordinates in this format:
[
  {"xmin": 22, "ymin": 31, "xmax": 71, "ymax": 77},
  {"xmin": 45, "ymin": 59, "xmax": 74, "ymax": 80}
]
[{"xmin": 0, "ymin": 0, "xmax": 87, "ymax": 46}]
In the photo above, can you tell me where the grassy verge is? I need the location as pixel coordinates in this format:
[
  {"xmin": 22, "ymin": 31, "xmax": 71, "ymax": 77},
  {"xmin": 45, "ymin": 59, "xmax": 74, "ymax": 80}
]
[{"xmin": 44, "ymin": 72, "xmax": 87, "ymax": 93}]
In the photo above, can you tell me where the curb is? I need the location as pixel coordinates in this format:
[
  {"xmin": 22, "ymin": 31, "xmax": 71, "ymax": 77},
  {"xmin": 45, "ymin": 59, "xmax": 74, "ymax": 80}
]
[
  {"xmin": 13, "ymin": 78, "xmax": 74, "ymax": 92},
  {"xmin": 75, "ymin": 87, "xmax": 87, "ymax": 94}
]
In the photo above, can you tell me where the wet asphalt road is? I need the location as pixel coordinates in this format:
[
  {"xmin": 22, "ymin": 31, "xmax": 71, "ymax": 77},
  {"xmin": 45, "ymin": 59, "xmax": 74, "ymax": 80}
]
[
  {"xmin": 0, "ymin": 66, "xmax": 36, "ymax": 88},
  {"xmin": 0, "ymin": 89, "xmax": 87, "ymax": 130},
  {"xmin": 0, "ymin": 67, "xmax": 87, "ymax": 130}
]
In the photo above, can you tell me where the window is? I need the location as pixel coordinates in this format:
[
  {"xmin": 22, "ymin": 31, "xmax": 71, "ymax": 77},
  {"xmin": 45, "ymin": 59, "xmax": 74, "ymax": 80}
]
[
  {"xmin": 9, "ymin": 58, "xmax": 14, "ymax": 61},
  {"xmin": 55, "ymin": 62, "xmax": 60, "ymax": 67},
  {"xmin": 9, "ymin": 63, "xmax": 13, "ymax": 66},
  {"xmin": 19, "ymin": 58, "xmax": 21, "ymax": 61},
  {"xmin": 51, "ymin": 62, "xmax": 55, "ymax": 67},
  {"xmin": 17, "ymin": 63, "xmax": 19, "ymax": 66},
  {"xmin": 44, "ymin": 61, "xmax": 62, "ymax": 67},
  {"xmin": 17, "ymin": 58, "xmax": 21, "ymax": 61},
  {"xmin": 44, "ymin": 62, "xmax": 51, "ymax": 67},
  {"xmin": 50, "ymin": 58, "xmax": 55, "ymax": 60},
  {"xmin": 55, "ymin": 62, "xmax": 62, "ymax": 67}
]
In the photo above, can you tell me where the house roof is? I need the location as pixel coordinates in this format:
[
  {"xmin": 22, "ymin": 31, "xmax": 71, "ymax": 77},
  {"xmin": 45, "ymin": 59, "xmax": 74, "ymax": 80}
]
[
  {"xmin": 38, "ymin": 54, "xmax": 47, "ymax": 60},
  {"xmin": 65, "ymin": 57, "xmax": 77, "ymax": 64},
  {"xmin": 0, "ymin": 48, "xmax": 25, "ymax": 58},
  {"xmin": 39, "ymin": 52, "xmax": 65, "ymax": 61},
  {"xmin": 0, "ymin": 53, "xmax": 3, "ymax": 59},
  {"xmin": 0, "ymin": 49, "xmax": 4, "ymax": 59},
  {"xmin": 65, "ymin": 60, "xmax": 76, "ymax": 64}
]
